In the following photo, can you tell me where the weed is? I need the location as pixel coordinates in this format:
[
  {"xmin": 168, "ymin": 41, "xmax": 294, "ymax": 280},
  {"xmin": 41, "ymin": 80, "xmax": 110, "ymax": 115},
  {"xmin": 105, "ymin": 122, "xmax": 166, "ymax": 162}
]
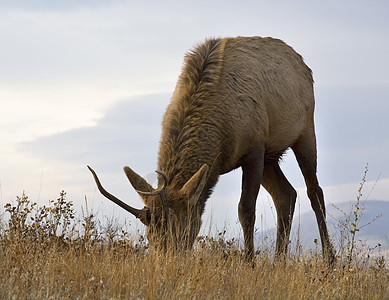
[{"xmin": 331, "ymin": 164, "xmax": 382, "ymax": 269}]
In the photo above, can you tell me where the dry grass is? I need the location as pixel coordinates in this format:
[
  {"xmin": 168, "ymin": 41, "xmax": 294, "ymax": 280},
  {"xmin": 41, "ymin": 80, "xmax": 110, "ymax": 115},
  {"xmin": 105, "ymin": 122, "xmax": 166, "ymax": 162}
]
[{"xmin": 0, "ymin": 192, "xmax": 388, "ymax": 299}]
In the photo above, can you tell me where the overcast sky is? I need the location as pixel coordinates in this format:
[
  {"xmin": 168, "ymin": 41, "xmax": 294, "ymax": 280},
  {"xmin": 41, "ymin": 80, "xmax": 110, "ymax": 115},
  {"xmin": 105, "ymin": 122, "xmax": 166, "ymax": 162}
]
[{"xmin": 1, "ymin": 1, "xmax": 388, "ymax": 236}]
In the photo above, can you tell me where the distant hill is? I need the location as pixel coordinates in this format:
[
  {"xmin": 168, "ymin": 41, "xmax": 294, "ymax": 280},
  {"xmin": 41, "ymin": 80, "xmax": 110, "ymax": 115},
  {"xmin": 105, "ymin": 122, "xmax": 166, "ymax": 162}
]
[{"xmin": 255, "ymin": 200, "xmax": 389, "ymax": 252}]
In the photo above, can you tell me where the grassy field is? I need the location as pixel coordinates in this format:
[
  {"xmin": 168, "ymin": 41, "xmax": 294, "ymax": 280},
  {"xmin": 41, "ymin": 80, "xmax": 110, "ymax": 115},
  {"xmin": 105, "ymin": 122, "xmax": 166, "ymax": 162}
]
[{"xmin": 0, "ymin": 192, "xmax": 388, "ymax": 299}]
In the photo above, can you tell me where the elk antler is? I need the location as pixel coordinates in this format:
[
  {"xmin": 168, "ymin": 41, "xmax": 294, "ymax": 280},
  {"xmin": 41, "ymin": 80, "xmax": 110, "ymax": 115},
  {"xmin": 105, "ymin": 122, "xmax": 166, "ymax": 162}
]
[
  {"xmin": 136, "ymin": 170, "xmax": 169, "ymax": 221},
  {"xmin": 87, "ymin": 165, "xmax": 150, "ymax": 225}
]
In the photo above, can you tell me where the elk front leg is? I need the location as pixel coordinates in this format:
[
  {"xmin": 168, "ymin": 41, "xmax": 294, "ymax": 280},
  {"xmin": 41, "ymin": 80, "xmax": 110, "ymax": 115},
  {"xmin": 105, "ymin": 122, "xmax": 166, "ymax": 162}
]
[{"xmin": 238, "ymin": 147, "xmax": 265, "ymax": 259}]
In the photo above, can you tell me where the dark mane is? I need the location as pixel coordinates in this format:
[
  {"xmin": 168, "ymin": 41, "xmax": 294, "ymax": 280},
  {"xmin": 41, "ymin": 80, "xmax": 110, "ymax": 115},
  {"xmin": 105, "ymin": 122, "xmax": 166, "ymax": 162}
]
[
  {"xmin": 180, "ymin": 38, "xmax": 224, "ymax": 95},
  {"xmin": 158, "ymin": 38, "xmax": 225, "ymax": 189}
]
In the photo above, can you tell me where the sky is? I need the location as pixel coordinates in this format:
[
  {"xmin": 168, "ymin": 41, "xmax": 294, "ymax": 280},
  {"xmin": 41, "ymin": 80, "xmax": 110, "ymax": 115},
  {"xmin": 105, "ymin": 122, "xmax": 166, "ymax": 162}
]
[{"xmin": 1, "ymin": 1, "xmax": 388, "ymax": 238}]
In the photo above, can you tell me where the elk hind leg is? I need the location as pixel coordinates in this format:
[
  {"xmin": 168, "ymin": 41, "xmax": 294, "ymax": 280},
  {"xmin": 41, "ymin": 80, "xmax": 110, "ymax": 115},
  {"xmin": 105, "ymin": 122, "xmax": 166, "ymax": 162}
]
[
  {"xmin": 292, "ymin": 131, "xmax": 336, "ymax": 265},
  {"xmin": 262, "ymin": 163, "xmax": 297, "ymax": 257}
]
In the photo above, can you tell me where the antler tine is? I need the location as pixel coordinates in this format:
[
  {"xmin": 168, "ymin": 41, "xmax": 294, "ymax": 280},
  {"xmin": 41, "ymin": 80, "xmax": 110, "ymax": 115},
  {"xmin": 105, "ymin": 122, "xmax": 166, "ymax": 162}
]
[
  {"xmin": 136, "ymin": 170, "xmax": 168, "ymax": 196},
  {"xmin": 136, "ymin": 170, "xmax": 170, "ymax": 221},
  {"xmin": 87, "ymin": 165, "xmax": 150, "ymax": 224},
  {"xmin": 156, "ymin": 170, "xmax": 168, "ymax": 186}
]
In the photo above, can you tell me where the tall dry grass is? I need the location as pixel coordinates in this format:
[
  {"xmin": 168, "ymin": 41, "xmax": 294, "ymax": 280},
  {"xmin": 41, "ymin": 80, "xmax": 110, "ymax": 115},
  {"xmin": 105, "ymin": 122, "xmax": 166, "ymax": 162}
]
[{"xmin": 0, "ymin": 191, "xmax": 388, "ymax": 299}]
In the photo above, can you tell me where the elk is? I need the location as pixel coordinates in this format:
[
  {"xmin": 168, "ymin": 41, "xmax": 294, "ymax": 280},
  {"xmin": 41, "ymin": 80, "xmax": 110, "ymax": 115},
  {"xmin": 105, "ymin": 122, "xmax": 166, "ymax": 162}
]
[{"xmin": 88, "ymin": 36, "xmax": 335, "ymax": 264}]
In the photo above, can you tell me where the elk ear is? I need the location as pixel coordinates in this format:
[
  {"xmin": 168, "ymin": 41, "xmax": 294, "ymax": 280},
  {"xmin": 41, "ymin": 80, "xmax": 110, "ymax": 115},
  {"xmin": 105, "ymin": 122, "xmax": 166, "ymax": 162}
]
[
  {"xmin": 180, "ymin": 164, "xmax": 209, "ymax": 206},
  {"xmin": 123, "ymin": 166, "xmax": 153, "ymax": 202}
]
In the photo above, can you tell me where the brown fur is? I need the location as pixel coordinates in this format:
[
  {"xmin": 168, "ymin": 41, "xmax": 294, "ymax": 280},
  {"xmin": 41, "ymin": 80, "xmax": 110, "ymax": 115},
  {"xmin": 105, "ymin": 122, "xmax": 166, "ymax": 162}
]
[{"xmin": 93, "ymin": 36, "xmax": 335, "ymax": 264}]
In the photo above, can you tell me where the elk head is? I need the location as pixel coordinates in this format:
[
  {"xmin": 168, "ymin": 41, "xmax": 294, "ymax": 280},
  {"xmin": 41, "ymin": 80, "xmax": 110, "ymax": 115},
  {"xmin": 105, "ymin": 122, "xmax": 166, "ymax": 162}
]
[{"xmin": 87, "ymin": 164, "xmax": 209, "ymax": 250}]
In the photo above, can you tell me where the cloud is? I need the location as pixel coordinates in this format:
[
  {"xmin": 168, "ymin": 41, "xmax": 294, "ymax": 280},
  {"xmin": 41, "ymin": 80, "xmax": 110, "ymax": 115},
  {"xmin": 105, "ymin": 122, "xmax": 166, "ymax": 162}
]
[
  {"xmin": 20, "ymin": 94, "xmax": 170, "ymax": 173},
  {"xmin": 2, "ymin": 1, "xmax": 388, "ymax": 90},
  {"xmin": 0, "ymin": 0, "xmax": 121, "ymax": 11}
]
